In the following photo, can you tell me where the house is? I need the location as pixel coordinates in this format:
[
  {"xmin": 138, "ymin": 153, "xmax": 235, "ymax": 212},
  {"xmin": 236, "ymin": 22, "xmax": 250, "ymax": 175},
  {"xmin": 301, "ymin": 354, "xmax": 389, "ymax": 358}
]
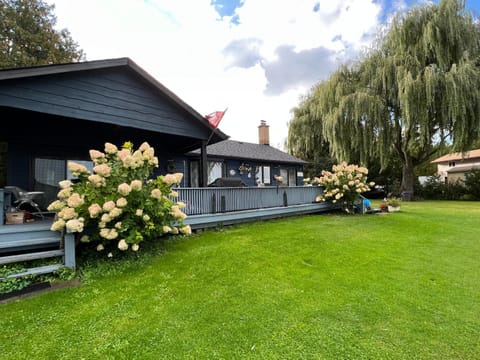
[
  {"xmin": 0, "ymin": 57, "xmax": 228, "ymax": 207},
  {"xmin": 187, "ymin": 120, "xmax": 307, "ymax": 187},
  {"xmin": 0, "ymin": 58, "xmax": 326, "ymax": 276},
  {"xmin": 431, "ymin": 149, "xmax": 480, "ymax": 184}
]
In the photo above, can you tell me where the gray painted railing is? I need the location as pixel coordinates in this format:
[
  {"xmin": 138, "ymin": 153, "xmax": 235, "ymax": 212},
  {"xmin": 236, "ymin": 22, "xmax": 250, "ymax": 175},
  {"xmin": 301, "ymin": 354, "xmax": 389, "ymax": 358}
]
[
  {"xmin": 0, "ymin": 223, "xmax": 76, "ymax": 278},
  {"xmin": 1, "ymin": 189, "xmax": 76, "ymax": 277},
  {"xmin": 176, "ymin": 186, "xmax": 324, "ymax": 215}
]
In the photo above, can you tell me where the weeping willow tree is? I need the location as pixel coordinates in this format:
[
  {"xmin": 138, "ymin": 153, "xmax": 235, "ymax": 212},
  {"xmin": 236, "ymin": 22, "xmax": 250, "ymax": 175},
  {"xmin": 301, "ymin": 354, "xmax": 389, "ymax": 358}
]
[
  {"xmin": 288, "ymin": 89, "xmax": 334, "ymax": 177},
  {"xmin": 288, "ymin": 0, "xmax": 480, "ymax": 199}
]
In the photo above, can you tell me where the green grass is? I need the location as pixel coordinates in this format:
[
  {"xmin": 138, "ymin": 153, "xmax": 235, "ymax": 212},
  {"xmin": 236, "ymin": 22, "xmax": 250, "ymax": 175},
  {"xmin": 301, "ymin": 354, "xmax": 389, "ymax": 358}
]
[{"xmin": 1, "ymin": 201, "xmax": 479, "ymax": 359}]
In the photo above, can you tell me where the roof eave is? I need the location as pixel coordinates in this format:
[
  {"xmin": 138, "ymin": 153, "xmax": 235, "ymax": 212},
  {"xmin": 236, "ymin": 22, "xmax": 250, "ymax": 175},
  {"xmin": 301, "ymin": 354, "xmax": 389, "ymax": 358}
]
[
  {"xmin": 0, "ymin": 57, "xmax": 130, "ymax": 80},
  {"xmin": 0, "ymin": 57, "xmax": 229, "ymax": 142}
]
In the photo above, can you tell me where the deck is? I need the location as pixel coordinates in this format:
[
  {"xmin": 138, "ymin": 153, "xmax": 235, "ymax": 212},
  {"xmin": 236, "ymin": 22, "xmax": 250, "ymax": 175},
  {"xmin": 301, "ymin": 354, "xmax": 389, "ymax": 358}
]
[
  {"xmin": 0, "ymin": 219, "xmax": 76, "ymax": 277},
  {"xmin": 185, "ymin": 201, "xmax": 334, "ymax": 229},
  {"xmin": 177, "ymin": 186, "xmax": 332, "ymax": 228},
  {"xmin": 1, "ymin": 186, "xmax": 334, "ymax": 273},
  {"xmin": 1, "ymin": 186, "xmax": 334, "ymax": 233}
]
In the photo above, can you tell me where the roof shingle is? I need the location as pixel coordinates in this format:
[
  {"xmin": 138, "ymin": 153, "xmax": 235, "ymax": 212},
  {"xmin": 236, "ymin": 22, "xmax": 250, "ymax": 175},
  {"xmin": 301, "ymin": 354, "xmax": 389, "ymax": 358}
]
[{"xmin": 188, "ymin": 140, "xmax": 307, "ymax": 165}]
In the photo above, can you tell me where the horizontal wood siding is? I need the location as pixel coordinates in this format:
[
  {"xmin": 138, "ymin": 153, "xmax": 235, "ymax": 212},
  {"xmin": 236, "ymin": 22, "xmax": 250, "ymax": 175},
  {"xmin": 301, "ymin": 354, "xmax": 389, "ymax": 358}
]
[
  {"xmin": 6, "ymin": 143, "xmax": 30, "ymax": 190},
  {"xmin": 0, "ymin": 68, "xmax": 209, "ymax": 140},
  {"xmin": 222, "ymin": 160, "xmax": 303, "ymax": 187}
]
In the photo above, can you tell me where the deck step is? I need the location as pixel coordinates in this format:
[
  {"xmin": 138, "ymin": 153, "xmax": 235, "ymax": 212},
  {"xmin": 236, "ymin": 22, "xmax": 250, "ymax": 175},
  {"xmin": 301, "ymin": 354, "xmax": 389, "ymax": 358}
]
[
  {"xmin": 4, "ymin": 264, "xmax": 64, "ymax": 278},
  {"xmin": 0, "ymin": 249, "xmax": 64, "ymax": 265},
  {"xmin": 0, "ymin": 237, "xmax": 61, "ymax": 251}
]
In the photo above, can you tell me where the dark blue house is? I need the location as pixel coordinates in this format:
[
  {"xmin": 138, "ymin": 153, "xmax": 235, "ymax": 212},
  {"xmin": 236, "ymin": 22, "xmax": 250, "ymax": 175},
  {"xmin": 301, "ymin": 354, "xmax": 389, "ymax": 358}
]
[
  {"xmin": 0, "ymin": 58, "xmax": 306, "ymax": 210},
  {"xmin": 0, "ymin": 57, "xmax": 228, "ymax": 206},
  {"xmin": 187, "ymin": 121, "xmax": 306, "ymax": 187}
]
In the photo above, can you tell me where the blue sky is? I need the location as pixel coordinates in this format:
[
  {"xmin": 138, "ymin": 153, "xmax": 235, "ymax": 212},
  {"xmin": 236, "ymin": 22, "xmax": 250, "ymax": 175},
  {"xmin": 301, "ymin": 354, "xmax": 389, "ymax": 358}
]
[
  {"xmin": 211, "ymin": 0, "xmax": 480, "ymax": 21},
  {"xmin": 48, "ymin": 0, "xmax": 480, "ymax": 149}
]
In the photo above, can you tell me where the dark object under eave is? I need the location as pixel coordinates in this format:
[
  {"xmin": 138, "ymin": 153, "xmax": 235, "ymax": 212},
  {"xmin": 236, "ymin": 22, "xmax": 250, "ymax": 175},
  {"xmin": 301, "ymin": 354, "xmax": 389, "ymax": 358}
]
[{"xmin": 208, "ymin": 177, "xmax": 246, "ymax": 187}]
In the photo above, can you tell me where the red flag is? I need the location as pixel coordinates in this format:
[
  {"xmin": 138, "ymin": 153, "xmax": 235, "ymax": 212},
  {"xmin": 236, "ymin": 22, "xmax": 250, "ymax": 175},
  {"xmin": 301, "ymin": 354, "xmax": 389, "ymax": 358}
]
[{"xmin": 205, "ymin": 110, "xmax": 225, "ymax": 128}]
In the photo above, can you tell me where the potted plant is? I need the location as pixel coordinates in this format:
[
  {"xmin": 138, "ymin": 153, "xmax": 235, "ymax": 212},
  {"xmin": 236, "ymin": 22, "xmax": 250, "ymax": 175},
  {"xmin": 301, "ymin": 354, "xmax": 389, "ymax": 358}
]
[
  {"xmin": 378, "ymin": 201, "xmax": 389, "ymax": 213},
  {"xmin": 387, "ymin": 198, "xmax": 401, "ymax": 212}
]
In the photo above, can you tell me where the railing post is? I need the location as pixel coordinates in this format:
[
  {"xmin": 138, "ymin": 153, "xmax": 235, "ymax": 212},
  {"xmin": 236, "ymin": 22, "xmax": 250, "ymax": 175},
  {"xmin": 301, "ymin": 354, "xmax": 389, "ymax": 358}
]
[
  {"xmin": 220, "ymin": 195, "xmax": 226, "ymax": 212},
  {"xmin": 211, "ymin": 193, "xmax": 216, "ymax": 214},
  {"xmin": 283, "ymin": 191, "xmax": 288, "ymax": 206},
  {"xmin": 63, "ymin": 233, "xmax": 76, "ymax": 270}
]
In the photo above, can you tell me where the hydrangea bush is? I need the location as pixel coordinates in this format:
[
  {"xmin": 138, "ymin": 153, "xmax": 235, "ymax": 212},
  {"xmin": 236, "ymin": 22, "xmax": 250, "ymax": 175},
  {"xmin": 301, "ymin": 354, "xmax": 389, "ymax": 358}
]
[
  {"xmin": 48, "ymin": 141, "xmax": 191, "ymax": 255},
  {"xmin": 314, "ymin": 162, "xmax": 374, "ymax": 213}
]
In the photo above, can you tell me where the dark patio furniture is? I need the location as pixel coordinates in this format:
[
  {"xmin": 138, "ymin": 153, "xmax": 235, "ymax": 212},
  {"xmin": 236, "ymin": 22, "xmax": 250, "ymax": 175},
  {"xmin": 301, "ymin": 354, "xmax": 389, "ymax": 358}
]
[
  {"xmin": 4, "ymin": 186, "xmax": 45, "ymax": 218},
  {"xmin": 208, "ymin": 177, "xmax": 246, "ymax": 187}
]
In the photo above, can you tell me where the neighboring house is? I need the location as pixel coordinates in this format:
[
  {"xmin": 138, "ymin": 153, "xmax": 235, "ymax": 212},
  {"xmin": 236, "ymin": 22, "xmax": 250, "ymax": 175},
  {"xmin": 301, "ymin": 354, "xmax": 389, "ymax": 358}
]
[
  {"xmin": 0, "ymin": 57, "xmax": 228, "ymax": 207},
  {"xmin": 187, "ymin": 121, "xmax": 307, "ymax": 187},
  {"xmin": 431, "ymin": 149, "xmax": 480, "ymax": 184}
]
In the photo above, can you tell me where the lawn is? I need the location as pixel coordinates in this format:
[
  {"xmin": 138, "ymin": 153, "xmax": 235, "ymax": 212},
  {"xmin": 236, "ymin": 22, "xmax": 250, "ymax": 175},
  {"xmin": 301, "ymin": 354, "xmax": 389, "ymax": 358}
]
[{"xmin": 1, "ymin": 201, "xmax": 479, "ymax": 359}]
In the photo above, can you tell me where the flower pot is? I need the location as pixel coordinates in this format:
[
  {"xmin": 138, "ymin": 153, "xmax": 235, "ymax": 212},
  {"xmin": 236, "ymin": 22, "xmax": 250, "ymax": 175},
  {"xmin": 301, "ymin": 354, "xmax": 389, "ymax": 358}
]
[{"xmin": 388, "ymin": 206, "xmax": 400, "ymax": 212}]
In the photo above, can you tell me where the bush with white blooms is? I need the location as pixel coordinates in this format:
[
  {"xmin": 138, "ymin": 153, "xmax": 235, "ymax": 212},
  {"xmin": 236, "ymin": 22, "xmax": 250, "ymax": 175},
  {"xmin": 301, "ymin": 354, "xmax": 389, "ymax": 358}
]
[
  {"xmin": 48, "ymin": 141, "xmax": 191, "ymax": 255},
  {"xmin": 314, "ymin": 162, "xmax": 374, "ymax": 213}
]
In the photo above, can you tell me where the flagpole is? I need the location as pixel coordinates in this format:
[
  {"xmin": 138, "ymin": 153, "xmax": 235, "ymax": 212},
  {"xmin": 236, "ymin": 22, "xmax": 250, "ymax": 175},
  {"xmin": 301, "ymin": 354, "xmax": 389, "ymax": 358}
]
[{"xmin": 206, "ymin": 107, "xmax": 228, "ymax": 145}]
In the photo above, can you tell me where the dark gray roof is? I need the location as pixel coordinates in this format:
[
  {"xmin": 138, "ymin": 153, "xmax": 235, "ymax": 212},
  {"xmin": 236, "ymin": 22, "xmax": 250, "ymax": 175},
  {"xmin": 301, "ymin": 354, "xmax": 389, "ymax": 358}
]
[
  {"xmin": 188, "ymin": 140, "xmax": 307, "ymax": 165},
  {"xmin": 0, "ymin": 57, "xmax": 228, "ymax": 142}
]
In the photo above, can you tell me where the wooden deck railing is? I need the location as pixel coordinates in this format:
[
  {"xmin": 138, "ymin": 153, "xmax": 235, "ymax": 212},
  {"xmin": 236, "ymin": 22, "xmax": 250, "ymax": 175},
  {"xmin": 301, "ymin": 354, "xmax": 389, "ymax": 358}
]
[
  {"xmin": 176, "ymin": 186, "xmax": 324, "ymax": 215},
  {"xmin": 0, "ymin": 186, "xmax": 327, "ymax": 276}
]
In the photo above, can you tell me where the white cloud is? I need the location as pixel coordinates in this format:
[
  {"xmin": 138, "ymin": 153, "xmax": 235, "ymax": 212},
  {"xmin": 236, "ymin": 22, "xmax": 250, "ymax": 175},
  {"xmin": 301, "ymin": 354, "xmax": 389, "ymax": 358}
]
[{"xmin": 48, "ymin": 0, "xmax": 384, "ymax": 149}]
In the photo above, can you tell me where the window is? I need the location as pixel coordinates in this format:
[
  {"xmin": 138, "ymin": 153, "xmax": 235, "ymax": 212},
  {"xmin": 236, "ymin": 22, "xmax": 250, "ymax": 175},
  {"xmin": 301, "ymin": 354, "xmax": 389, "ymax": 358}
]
[
  {"xmin": 33, "ymin": 158, "xmax": 92, "ymax": 208},
  {"xmin": 288, "ymin": 168, "xmax": 297, "ymax": 186},
  {"xmin": 278, "ymin": 168, "xmax": 298, "ymax": 186},
  {"xmin": 262, "ymin": 166, "xmax": 271, "ymax": 184},
  {"xmin": 34, "ymin": 158, "xmax": 65, "ymax": 187},
  {"xmin": 448, "ymin": 161, "xmax": 456, "ymax": 167},
  {"xmin": 280, "ymin": 168, "xmax": 288, "ymax": 184},
  {"xmin": 255, "ymin": 165, "xmax": 271, "ymax": 185},
  {"xmin": 190, "ymin": 161, "xmax": 200, "ymax": 187},
  {"xmin": 208, "ymin": 161, "xmax": 224, "ymax": 185},
  {"xmin": 189, "ymin": 160, "xmax": 225, "ymax": 187},
  {"xmin": 34, "ymin": 157, "xmax": 93, "ymax": 188}
]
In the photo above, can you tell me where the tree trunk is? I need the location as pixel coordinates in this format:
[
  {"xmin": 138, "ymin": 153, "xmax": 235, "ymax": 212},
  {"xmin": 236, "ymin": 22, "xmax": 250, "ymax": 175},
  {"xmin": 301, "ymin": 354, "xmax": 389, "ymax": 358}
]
[{"xmin": 400, "ymin": 156, "xmax": 415, "ymax": 201}]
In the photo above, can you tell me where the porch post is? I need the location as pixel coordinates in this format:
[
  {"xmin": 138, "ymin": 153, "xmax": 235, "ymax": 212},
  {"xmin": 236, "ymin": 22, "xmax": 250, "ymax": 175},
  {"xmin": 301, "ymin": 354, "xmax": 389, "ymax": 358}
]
[
  {"xmin": 0, "ymin": 189, "xmax": 4, "ymax": 226},
  {"xmin": 200, "ymin": 140, "xmax": 208, "ymax": 187},
  {"xmin": 63, "ymin": 233, "xmax": 76, "ymax": 270}
]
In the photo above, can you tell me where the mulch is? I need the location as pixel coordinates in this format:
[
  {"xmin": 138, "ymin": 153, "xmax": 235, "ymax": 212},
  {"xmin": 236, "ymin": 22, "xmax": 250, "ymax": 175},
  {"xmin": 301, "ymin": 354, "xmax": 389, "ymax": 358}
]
[{"xmin": 0, "ymin": 278, "xmax": 81, "ymax": 304}]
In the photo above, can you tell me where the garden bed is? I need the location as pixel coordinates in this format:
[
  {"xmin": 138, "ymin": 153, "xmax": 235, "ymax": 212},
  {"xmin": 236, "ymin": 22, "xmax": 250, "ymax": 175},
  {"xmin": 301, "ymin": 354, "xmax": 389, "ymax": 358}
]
[{"xmin": 0, "ymin": 279, "xmax": 81, "ymax": 303}]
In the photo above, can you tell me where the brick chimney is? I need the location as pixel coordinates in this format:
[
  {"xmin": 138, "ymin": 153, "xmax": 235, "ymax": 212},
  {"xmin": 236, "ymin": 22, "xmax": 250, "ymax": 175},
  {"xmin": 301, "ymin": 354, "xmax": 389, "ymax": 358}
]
[{"xmin": 258, "ymin": 120, "xmax": 270, "ymax": 145}]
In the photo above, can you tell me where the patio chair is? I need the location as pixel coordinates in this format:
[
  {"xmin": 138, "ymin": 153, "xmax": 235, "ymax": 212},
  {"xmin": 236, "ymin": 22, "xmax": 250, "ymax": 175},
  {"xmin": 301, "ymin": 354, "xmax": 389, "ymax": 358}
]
[{"xmin": 4, "ymin": 186, "xmax": 45, "ymax": 219}]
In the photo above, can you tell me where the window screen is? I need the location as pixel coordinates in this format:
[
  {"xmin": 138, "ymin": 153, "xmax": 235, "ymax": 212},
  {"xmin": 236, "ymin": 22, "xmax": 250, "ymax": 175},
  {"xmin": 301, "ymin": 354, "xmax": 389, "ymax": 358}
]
[
  {"xmin": 208, "ymin": 161, "xmax": 223, "ymax": 185},
  {"xmin": 34, "ymin": 158, "xmax": 65, "ymax": 186}
]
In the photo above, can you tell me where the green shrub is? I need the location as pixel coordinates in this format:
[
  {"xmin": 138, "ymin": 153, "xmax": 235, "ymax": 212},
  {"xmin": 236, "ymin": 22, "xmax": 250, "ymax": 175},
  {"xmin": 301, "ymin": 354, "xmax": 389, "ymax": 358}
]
[
  {"xmin": 0, "ymin": 265, "xmax": 32, "ymax": 294},
  {"xmin": 464, "ymin": 169, "xmax": 480, "ymax": 200},
  {"xmin": 443, "ymin": 180, "xmax": 466, "ymax": 200},
  {"xmin": 418, "ymin": 175, "xmax": 444, "ymax": 200},
  {"xmin": 417, "ymin": 176, "xmax": 467, "ymax": 200},
  {"xmin": 387, "ymin": 198, "xmax": 401, "ymax": 207}
]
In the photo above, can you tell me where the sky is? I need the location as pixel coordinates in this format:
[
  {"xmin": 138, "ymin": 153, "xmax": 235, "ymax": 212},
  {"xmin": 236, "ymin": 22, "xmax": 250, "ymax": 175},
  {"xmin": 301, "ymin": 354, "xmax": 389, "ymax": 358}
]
[{"xmin": 47, "ymin": 0, "xmax": 480, "ymax": 150}]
